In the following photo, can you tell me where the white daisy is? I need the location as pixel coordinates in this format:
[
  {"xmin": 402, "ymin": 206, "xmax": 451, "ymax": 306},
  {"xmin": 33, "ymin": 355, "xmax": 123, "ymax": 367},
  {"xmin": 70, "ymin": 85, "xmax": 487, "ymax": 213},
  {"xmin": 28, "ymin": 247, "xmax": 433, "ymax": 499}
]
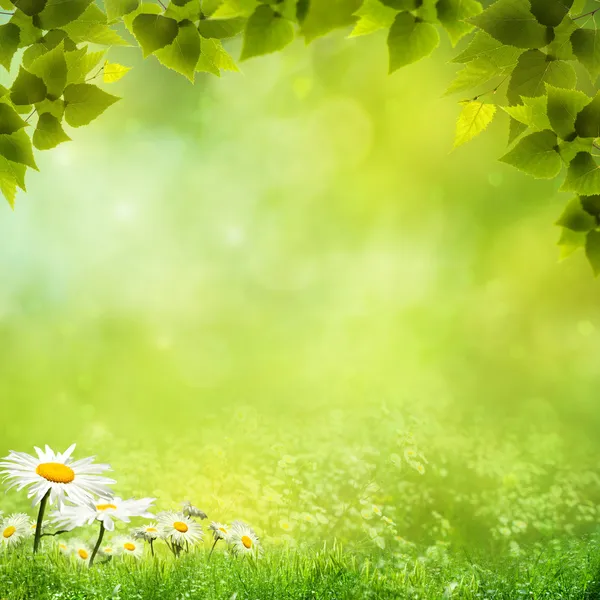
[
  {"xmin": 157, "ymin": 511, "xmax": 203, "ymax": 546},
  {"xmin": 209, "ymin": 521, "xmax": 230, "ymax": 542},
  {"xmin": 182, "ymin": 501, "xmax": 207, "ymax": 520},
  {"xmin": 228, "ymin": 521, "xmax": 261, "ymax": 556},
  {"xmin": 116, "ymin": 536, "xmax": 143, "ymax": 559},
  {"xmin": 132, "ymin": 522, "xmax": 160, "ymax": 542},
  {"xmin": 50, "ymin": 496, "xmax": 155, "ymax": 532},
  {"xmin": 101, "ymin": 543, "xmax": 116, "ymax": 557},
  {"xmin": 71, "ymin": 540, "xmax": 91, "ymax": 565},
  {"xmin": 0, "ymin": 444, "xmax": 115, "ymax": 508},
  {"xmin": 0, "ymin": 514, "xmax": 33, "ymax": 548},
  {"xmin": 56, "ymin": 539, "xmax": 70, "ymax": 555}
]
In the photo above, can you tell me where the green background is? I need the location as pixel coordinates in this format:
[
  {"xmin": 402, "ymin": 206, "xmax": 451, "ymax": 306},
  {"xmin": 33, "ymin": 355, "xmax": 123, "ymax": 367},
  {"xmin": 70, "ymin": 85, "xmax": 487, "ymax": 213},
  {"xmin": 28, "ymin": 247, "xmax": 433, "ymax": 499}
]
[{"xmin": 1, "ymin": 30, "xmax": 599, "ymax": 559}]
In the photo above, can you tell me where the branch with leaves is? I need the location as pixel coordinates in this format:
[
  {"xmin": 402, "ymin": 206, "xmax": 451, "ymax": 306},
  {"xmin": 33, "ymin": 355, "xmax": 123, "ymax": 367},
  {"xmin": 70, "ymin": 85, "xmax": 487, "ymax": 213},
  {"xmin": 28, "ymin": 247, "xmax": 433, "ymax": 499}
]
[{"xmin": 1, "ymin": 0, "xmax": 600, "ymax": 273}]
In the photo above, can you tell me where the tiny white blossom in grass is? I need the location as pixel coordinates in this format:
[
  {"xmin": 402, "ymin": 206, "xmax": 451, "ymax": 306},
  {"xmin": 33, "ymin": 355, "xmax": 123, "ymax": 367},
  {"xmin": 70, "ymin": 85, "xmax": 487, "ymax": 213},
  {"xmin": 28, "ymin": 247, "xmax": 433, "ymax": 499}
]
[
  {"xmin": 0, "ymin": 514, "xmax": 33, "ymax": 548},
  {"xmin": 50, "ymin": 496, "xmax": 155, "ymax": 532},
  {"xmin": 278, "ymin": 519, "xmax": 293, "ymax": 532},
  {"xmin": 71, "ymin": 540, "xmax": 91, "ymax": 565},
  {"xmin": 101, "ymin": 543, "xmax": 116, "ymax": 557},
  {"xmin": 228, "ymin": 521, "xmax": 261, "ymax": 556},
  {"xmin": 182, "ymin": 501, "xmax": 207, "ymax": 520},
  {"xmin": 132, "ymin": 522, "xmax": 160, "ymax": 542},
  {"xmin": 158, "ymin": 511, "xmax": 203, "ymax": 547},
  {"xmin": 56, "ymin": 539, "xmax": 70, "ymax": 555},
  {"xmin": 116, "ymin": 536, "xmax": 143, "ymax": 559},
  {"xmin": 0, "ymin": 444, "xmax": 115, "ymax": 508},
  {"xmin": 209, "ymin": 521, "xmax": 230, "ymax": 541}
]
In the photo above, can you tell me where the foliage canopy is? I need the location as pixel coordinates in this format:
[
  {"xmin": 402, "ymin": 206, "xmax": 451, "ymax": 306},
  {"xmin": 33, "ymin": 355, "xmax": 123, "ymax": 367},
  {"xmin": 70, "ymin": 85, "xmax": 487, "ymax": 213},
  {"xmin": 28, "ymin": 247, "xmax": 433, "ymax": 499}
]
[{"xmin": 1, "ymin": 0, "xmax": 600, "ymax": 272}]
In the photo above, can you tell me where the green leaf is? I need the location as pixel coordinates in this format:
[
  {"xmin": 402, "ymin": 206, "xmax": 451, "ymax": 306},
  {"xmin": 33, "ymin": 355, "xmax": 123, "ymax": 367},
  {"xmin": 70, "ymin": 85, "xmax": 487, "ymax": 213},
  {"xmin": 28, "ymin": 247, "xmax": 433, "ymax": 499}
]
[
  {"xmin": 0, "ymin": 129, "xmax": 37, "ymax": 169},
  {"xmin": 575, "ymin": 92, "xmax": 600, "ymax": 138},
  {"xmin": 349, "ymin": 0, "xmax": 396, "ymax": 38},
  {"xmin": 241, "ymin": 5, "xmax": 295, "ymax": 60},
  {"xmin": 454, "ymin": 100, "xmax": 497, "ymax": 148},
  {"xmin": 445, "ymin": 58, "xmax": 506, "ymax": 96},
  {"xmin": 388, "ymin": 12, "xmax": 439, "ymax": 73},
  {"xmin": 10, "ymin": 66, "xmax": 47, "ymax": 105},
  {"xmin": 0, "ymin": 156, "xmax": 26, "ymax": 208},
  {"xmin": 452, "ymin": 31, "xmax": 523, "ymax": 68},
  {"xmin": 211, "ymin": 0, "xmax": 256, "ymax": 18},
  {"xmin": 301, "ymin": 0, "xmax": 362, "ymax": 42},
  {"xmin": 62, "ymin": 4, "xmax": 129, "ymax": 45},
  {"xmin": 571, "ymin": 28, "xmax": 600, "ymax": 82},
  {"xmin": 198, "ymin": 17, "xmax": 246, "ymax": 39},
  {"xmin": 585, "ymin": 230, "xmax": 600, "ymax": 276},
  {"xmin": 12, "ymin": 0, "xmax": 46, "ymax": 16},
  {"xmin": 547, "ymin": 16, "xmax": 577, "ymax": 61},
  {"xmin": 500, "ymin": 129, "xmax": 561, "ymax": 178},
  {"xmin": 164, "ymin": 0, "xmax": 200, "ymax": 21},
  {"xmin": 546, "ymin": 85, "xmax": 590, "ymax": 140},
  {"xmin": 507, "ymin": 49, "xmax": 576, "ymax": 104},
  {"xmin": 32, "ymin": 112, "xmax": 70, "ymax": 149},
  {"xmin": 0, "ymin": 23, "xmax": 21, "ymax": 71},
  {"xmin": 437, "ymin": 0, "xmax": 482, "ymax": 46},
  {"xmin": 557, "ymin": 226, "xmax": 585, "ymax": 259},
  {"xmin": 65, "ymin": 48, "xmax": 106, "ymax": 84},
  {"xmin": 63, "ymin": 83, "xmax": 119, "ymax": 127},
  {"xmin": 502, "ymin": 95, "xmax": 551, "ymax": 131},
  {"xmin": 154, "ymin": 20, "xmax": 200, "ymax": 81},
  {"xmin": 34, "ymin": 97, "xmax": 65, "ymax": 119},
  {"xmin": 529, "ymin": 0, "xmax": 573, "ymax": 27},
  {"xmin": 558, "ymin": 136, "xmax": 593, "ymax": 163},
  {"xmin": 561, "ymin": 152, "xmax": 600, "ymax": 195},
  {"xmin": 470, "ymin": 0, "xmax": 553, "ymax": 49},
  {"xmin": 9, "ymin": 10, "xmax": 43, "ymax": 47},
  {"xmin": 28, "ymin": 42, "xmax": 67, "ymax": 98},
  {"xmin": 37, "ymin": 0, "xmax": 93, "ymax": 29},
  {"xmin": 104, "ymin": 0, "xmax": 139, "ymax": 21},
  {"xmin": 103, "ymin": 61, "xmax": 131, "ymax": 83},
  {"xmin": 132, "ymin": 13, "xmax": 179, "ymax": 57},
  {"xmin": 556, "ymin": 195, "xmax": 596, "ymax": 231},
  {"xmin": 0, "ymin": 103, "xmax": 27, "ymax": 135},
  {"xmin": 196, "ymin": 37, "xmax": 239, "ymax": 75}
]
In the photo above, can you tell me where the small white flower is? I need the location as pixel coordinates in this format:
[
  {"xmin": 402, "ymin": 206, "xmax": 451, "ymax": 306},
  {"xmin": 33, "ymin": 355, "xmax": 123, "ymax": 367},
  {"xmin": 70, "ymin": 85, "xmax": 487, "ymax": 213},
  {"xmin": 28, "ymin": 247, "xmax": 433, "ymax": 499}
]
[
  {"xmin": 209, "ymin": 521, "xmax": 230, "ymax": 542},
  {"xmin": 116, "ymin": 536, "xmax": 143, "ymax": 559},
  {"xmin": 0, "ymin": 514, "xmax": 33, "ymax": 548},
  {"xmin": 182, "ymin": 501, "xmax": 207, "ymax": 520},
  {"xmin": 228, "ymin": 521, "xmax": 261, "ymax": 556},
  {"xmin": 157, "ymin": 511, "xmax": 203, "ymax": 546},
  {"xmin": 132, "ymin": 522, "xmax": 160, "ymax": 542},
  {"xmin": 71, "ymin": 540, "xmax": 92, "ymax": 564},
  {"xmin": 0, "ymin": 444, "xmax": 115, "ymax": 508},
  {"xmin": 50, "ymin": 496, "xmax": 155, "ymax": 532}
]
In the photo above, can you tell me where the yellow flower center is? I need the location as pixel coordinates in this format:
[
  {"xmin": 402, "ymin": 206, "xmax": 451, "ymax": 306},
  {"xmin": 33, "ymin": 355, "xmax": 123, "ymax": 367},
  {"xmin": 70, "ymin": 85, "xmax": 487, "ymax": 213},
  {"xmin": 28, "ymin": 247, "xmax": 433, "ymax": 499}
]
[
  {"xmin": 96, "ymin": 503, "xmax": 117, "ymax": 511},
  {"xmin": 36, "ymin": 462, "xmax": 75, "ymax": 484},
  {"xmin": 78, "ymin": 549, "xmax": 89, "ymax": 560},
  {"xmin": 124, "ymin": 543, "xmax": 136, "ymax": 551},
  {"xmin": 219, "ymin": 527, "xmax": 228, "ymax": 534},
  {"xmin": 146, "ymin": 527, "xmax": 157, "ymax": 533},
  {"xmin": 173, "ymin": 521, "xmax": 188, "ymax": 533},
  {"xmin": 241, "ymin": 535, "xmax": 253, "ymax": 549},
  {"xmin": 3, "ymin": 526, "xmax": 16, "ymax": 539}
]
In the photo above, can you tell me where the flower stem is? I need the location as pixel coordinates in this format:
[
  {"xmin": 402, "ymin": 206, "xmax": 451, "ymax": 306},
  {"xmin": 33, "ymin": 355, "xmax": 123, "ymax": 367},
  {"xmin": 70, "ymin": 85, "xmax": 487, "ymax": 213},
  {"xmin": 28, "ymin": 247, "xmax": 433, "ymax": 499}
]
[
  {"xmin": 208, "ymin": 538, "xmax": 219, "ymax": 561},
  {"xmin": 89, "ymin": 521, "xmax": 106, "ymax": 567},
  {"xmin": 33, "ymin": 490, "xmax": 50, "ymax": 554},
  {"xmin": 150, "ymin": 539, "xmax": 155, "ymax": 557}
]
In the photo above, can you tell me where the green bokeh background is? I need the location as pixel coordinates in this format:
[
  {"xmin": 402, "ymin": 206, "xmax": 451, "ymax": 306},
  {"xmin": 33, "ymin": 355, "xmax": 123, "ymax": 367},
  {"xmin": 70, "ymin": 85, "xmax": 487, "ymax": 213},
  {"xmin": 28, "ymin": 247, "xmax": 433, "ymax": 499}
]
[{"xmin": 2, "ymin": 30, "xmax": 600, "ymax": 555}]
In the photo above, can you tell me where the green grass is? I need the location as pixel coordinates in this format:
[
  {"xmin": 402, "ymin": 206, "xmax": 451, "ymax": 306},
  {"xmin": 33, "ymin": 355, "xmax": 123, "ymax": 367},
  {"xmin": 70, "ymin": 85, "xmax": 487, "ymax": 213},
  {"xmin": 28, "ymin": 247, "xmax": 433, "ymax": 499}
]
[{"xmin": 3, "ymin": 537, "xmax": 600, "ymax": 599}]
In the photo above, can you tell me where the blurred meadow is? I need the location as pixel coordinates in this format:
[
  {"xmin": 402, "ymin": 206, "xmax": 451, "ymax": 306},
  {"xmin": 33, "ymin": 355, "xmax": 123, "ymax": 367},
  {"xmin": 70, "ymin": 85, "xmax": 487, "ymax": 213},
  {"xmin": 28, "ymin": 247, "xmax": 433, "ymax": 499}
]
[{"xmin": 2, "ymin": 26, "xmax": 600, "ymax": 572}]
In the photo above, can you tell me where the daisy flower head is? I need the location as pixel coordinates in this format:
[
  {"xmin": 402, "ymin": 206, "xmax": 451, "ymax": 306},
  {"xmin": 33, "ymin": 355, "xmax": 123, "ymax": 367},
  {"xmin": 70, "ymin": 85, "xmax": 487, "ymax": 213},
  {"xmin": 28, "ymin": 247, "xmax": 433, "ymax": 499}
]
[
  {"xmin": 182, "ymin": 501, "xmax": 207, "ymax": 520},
  {"xmin": 101, "ymin": 543, "xmax": 116, "ymax": 557},
  {"xmin": 56, "ymin": 539, "xmax": 70, "ymax": 555},
  {"xmin": 209, "ymin": 521, "xmax": 230, "ymax": 542},
  {"xmin": 228, "ymin": 521, "xmax": 261, "ymax": 556},
  {"xmin": 157, "ymin": 511, "xmax": 203, "ymax": 546},
  {"xmin": 1, "ymin": 514, "xmax": 33, "ymax": 549},
  {"xmin": 132, "ymin": 522, "xmax": 159, "ymax": 542},
  {"xmin": 51, "ymin": 496, "xmax": 155, "ymax": 532},
  {"xmin": 116, "ymin": 536, "xmax": 143, "ymax": 560},
  {"xmin": 0, "ymin": 444, "xmax": 115, "ymax": 508},
  {"xmin": 71, "ymin": 540, "xmax": 91, "ymax": 565}
]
